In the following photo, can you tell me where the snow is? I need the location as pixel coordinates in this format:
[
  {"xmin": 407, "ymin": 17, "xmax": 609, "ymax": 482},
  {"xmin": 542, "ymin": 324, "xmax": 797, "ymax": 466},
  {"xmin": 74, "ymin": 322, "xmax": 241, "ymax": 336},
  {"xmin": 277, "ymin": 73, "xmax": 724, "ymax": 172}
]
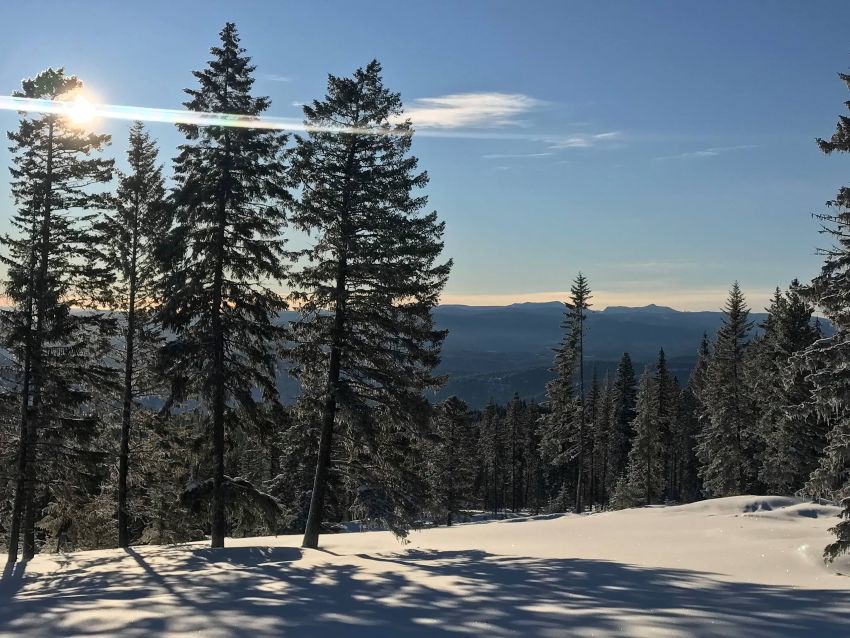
[{"xmin": 2, "ymin": 496, "xmax": 849, "ymax": 637}]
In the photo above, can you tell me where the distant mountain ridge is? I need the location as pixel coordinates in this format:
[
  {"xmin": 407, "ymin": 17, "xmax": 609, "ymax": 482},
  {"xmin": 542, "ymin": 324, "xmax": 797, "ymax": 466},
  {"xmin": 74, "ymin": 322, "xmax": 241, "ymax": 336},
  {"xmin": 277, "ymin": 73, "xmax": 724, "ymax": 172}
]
[{"xmin": 432, "ymin": 302, "xmax": 806, "ymax": 408}]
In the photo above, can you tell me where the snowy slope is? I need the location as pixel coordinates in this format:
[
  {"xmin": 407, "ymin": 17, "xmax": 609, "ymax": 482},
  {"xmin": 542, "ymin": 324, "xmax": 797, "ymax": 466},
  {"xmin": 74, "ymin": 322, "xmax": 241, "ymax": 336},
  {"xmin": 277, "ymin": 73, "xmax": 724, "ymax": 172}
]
[{"xmin": 1, "ymin": 496, "xmax": 849, "ymax": 637}]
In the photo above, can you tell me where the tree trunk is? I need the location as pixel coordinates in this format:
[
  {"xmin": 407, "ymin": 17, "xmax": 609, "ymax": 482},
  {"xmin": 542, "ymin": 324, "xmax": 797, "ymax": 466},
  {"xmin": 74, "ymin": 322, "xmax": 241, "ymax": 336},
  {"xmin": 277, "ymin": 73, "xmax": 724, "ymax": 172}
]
[
  {"xmin": 210, "ymin": 200, "xmax": 227, "ymax": 548},
  {"xmin": 118, "ymin": 246, "xmax": 137, "ymax": 548},
  {"xmin": 302, "ymin": 257, "xmax": 346, "ymax": 549},
  {"xmin": 6, "ymin": 231, "xmax": 37, "ymax": 565},
  {"xmin": 302, "ymin": 130, "xmax": 358, "ymax": 550}
]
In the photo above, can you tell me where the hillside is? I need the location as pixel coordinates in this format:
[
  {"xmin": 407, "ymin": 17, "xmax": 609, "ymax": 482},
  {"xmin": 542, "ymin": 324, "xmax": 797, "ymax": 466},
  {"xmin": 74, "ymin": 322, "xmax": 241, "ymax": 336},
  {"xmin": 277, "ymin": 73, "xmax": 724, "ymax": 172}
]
[{"xmin": 2, "ymin": 496, "xmax": 848, "ymax": 637}]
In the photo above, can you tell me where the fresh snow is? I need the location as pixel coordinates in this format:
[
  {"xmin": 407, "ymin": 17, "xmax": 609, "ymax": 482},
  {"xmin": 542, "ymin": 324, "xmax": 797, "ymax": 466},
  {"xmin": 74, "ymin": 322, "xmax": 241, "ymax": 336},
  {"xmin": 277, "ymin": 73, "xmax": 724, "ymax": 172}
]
[{"xmin": 2, "ymin": 495, "xmax": 849, "ymax": 637}]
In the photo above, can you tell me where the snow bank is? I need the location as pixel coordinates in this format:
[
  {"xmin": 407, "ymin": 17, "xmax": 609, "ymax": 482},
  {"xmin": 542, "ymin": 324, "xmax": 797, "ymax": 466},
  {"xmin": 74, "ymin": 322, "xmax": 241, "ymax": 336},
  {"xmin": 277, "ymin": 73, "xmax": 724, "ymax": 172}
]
[{"xmin": 1, "ymin": 496, "xmax": 849, "ymax": 637}]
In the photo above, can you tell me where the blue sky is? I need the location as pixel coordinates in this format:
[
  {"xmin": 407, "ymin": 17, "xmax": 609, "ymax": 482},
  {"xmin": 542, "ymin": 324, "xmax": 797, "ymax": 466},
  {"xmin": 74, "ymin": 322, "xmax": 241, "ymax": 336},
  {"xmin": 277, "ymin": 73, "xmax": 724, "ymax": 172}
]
[{"xmin": 1, "ymin": 0, "xmax": 850, "ymax": 310}]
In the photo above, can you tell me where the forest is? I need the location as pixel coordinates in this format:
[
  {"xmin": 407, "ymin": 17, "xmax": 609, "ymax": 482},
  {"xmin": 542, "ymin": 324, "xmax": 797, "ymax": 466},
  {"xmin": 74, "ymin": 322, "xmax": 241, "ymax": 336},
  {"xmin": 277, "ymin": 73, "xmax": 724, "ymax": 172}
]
[{"xmin": 2, "ymin": 20, "xmax": 850, "ymax": 572}]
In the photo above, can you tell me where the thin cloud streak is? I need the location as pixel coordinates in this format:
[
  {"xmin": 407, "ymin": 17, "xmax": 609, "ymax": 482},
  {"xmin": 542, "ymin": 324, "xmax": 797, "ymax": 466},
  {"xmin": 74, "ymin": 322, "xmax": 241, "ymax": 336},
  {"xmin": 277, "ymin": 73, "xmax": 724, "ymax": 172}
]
[
  {"xmin": 262, "ymin": 73, "xmax": 293, "ymax": 82},
  {"xmin": 655, "ymin": 144, "xmax": 757, "ymax": 161},
  {"xmin": 545, "ymin": 131, "xmax": 622, "ymax": 149},
  {"xmin": 482, "ymin": 152, "xmax": 554, "ymax": 159}
]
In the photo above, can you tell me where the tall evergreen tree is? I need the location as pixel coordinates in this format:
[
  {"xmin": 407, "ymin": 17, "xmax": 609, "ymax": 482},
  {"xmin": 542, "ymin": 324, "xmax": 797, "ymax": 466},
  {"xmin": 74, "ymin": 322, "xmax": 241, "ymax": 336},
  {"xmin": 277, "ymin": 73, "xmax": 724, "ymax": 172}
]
[
  {"xmin": 696, "ymin": 282, "xmax": 756, "ymax": 496},
  {"xmin": 612, "ymin": 368, "xmax": 663, "ymax": 507},
  {"xmin": 99, "ymin": 122, "xmax": 170, "ymax": 547},
  {"xmin": 541, "ymin": 273, "xmax": 592, "ymax": 513},
  {"xmin": 749, "ymin": 283, "xmax": 822, "ymax": 494},
  {"xmin": 2, "ymin": 68, "xmax": 114, "ymax": 564},
  {"xmin": 288, "ymin": 60, "xmax": 451, "ymax": 548},
  {"xmin": 794, "ymin": 69, "xmax": 850, "ymax": 560},
  {"xmin": 157, "ymin": 23, "xmax": 290, "ymax": 548}
]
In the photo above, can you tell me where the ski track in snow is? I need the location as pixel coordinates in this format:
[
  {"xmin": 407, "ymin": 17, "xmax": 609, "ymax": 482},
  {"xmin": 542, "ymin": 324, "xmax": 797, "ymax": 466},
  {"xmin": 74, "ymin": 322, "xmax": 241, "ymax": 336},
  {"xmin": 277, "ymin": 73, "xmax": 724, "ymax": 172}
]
[{"xmin": 1, "ymin": 495, "xmax": 849, "ymax": 637}]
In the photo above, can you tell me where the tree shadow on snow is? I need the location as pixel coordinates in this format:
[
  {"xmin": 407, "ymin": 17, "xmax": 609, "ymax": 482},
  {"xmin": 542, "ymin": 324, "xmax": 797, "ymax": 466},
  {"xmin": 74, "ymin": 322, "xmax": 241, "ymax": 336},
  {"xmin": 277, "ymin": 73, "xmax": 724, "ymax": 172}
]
[{"xmin": 0, "ymin": 545, "xmax": 848, "ymax": 637}]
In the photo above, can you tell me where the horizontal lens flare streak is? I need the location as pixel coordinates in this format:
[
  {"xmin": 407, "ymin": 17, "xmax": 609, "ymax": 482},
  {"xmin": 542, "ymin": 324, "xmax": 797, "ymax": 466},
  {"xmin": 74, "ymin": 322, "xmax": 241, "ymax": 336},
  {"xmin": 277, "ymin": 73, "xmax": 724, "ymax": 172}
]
[{"xmin": 0, "ymin": 95, "xmax": 410, "ymax": 136}]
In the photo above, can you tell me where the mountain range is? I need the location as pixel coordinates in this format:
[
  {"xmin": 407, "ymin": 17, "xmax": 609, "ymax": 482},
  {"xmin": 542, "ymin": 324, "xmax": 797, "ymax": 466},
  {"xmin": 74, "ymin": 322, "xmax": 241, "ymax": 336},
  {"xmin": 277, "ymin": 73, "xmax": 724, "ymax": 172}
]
[{"xmin": 431, "ymin": 302, "xmax": 771, "ymax": 408}]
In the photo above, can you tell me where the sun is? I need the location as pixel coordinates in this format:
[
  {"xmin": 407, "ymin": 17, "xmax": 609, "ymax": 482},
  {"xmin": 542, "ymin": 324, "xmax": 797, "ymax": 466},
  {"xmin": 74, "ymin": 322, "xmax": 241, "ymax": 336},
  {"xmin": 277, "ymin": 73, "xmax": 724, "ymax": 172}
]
[{"xmin": 64, "ymin": 94, "xmax": 97, "ymax": 125}]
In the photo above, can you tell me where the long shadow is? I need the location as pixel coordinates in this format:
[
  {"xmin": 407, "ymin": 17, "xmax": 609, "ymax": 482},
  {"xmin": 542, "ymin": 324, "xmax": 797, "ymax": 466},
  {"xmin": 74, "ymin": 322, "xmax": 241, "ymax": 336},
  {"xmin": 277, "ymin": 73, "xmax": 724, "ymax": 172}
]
[
  {"xmin": 0, "ymin": 560, "xmax": 27, "ymax": 602},
  {"xmin": 0, "ymin": 546, "xmax": 848, "ymax": 637}
]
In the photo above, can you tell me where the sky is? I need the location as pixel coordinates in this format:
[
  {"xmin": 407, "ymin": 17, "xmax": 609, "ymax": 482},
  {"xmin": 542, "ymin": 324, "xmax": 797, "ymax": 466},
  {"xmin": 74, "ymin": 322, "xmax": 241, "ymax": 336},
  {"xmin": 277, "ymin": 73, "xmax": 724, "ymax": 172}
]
[{"xmin": 1, "ymin": 0, "xmax": 850, "ymax": 311}]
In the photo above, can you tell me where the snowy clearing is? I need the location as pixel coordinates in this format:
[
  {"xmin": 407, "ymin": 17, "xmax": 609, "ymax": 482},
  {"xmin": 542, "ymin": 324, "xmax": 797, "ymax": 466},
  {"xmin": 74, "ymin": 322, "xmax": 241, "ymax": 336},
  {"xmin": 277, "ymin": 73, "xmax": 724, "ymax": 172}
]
[{"xmin": 2, "ymin": 495, "xmax": 849, "ymax": 637}]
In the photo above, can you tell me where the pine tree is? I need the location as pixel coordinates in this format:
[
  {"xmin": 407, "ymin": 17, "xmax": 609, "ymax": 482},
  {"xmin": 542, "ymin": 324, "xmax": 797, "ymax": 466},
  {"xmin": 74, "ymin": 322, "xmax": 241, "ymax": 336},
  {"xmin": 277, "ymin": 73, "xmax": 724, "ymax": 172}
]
[
  {"xmin": 612, "ymin": 368, "xmax": 664, "ymax": 507},
  {"xmin": 426, "ymin": 396, "xmax": 477, "ymax": 526},
  {"xmin": 2, "ymin": 68, "xmax": 115, "ymax": 564},
  {"xmin": 749, "ymin": 283, "xmax": 822, "ymax": 494},
  {"xmin": 793, "ymin": 69, "xmax": 850, "ymax": 560},
  {"xmin": 540, "ymin": 273, "xmax": 592, "ymax": 513},
  {"xmin": 99, "ymin": 122, "xmax": 170, "ymax": 547},
  {"xmin": 157, "ymin": 23, "xmax": 290, "ymax": 548},
  {"xmin": 696, "ymin": 282, "xmax": 756, "ymax": 496},
  {"xmin": 288, "ymin": 60, "xmax": 451, "ymax": 548},
  {"xmin": 606, "ymin": 352, "xmax": 637, "ymax": 495}
]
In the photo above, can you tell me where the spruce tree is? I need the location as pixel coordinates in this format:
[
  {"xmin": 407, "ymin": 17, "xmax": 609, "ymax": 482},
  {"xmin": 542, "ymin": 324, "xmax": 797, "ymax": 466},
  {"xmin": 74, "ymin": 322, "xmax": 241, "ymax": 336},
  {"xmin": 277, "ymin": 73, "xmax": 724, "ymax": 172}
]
[
  {"xmin": 794, "ymin": 69, "xmax": 850, "ymax": 560},
  {"xmin": 696, "ymin": 282, "xmax": 756, "ymax": 496},
  {"xmin": 157, "ymin": 23, "xmax": 290, "ymax": 548},
  {"xmin": 2, "ymin": 68, "xmax": 114, "ymax": 564},
  {"xmin": 750, "ymin": 284, "xmax": 822, "ymax": 493},
  {"xmin": 612, "ymin": 368, "xmax": 664, "ymax": 507},
  {"xmin": 99, "ymin": 122, "xmax": 170, "ymax": 547},
  {"xmin": 288, "ymin": 60, "xmax": 451, "ymax": 548},
  {"xmin": 541, "ymin": 273, "xmax": 592, "ymax": 513},
  {"xmin": 426, "ymin": 396, "xmax": 477, "ymax": 526}
]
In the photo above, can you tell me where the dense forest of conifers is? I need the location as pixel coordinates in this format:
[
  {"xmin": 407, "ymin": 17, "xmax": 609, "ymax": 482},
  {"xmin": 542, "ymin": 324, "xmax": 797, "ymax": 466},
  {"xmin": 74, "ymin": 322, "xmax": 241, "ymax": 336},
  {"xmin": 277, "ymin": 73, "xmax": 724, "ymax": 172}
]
[{"xmin": 3, "ymin": 22, "xmax": 850, "ymax": 566}]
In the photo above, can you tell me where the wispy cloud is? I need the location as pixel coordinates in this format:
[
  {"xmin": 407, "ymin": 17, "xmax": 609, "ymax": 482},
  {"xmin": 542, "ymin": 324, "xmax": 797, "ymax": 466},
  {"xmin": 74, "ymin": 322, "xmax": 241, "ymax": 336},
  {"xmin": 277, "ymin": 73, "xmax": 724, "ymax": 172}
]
[
  {"xmin": 262, "ymin": 73, "xmax": 294, "ymax": 83},
  {"xmin": 545, "ymin": 131, "xmax": 622, "ymax": 149},
  {"xmin": 401, "ymin": 92, "xmax": 545, "ymax": 129},
  {"xmin": 482, "ymin": 152, "xmax": 554, "ymax": 159},
  {"xmin": 655, "ymin": 144, "xmax": 756, "ymax": 161},
  {"xmin": 617, "ymin": 260, "xmax": 700, "ymax": 273}
]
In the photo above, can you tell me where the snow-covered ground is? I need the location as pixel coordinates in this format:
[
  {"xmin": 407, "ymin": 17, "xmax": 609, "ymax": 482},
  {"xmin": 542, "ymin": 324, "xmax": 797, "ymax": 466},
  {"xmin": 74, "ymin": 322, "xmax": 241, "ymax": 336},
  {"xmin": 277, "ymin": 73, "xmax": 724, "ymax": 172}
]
[{"xmin": 2, "ymin": 495, "xmax": 849, "ymax": 637}]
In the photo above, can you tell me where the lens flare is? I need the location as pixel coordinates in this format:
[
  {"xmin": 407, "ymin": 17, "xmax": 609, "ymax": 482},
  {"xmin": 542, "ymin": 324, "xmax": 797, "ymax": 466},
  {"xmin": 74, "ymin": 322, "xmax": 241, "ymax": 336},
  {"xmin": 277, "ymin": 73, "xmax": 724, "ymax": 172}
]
[
  {"xmin": 0, "ymin": 95, "xmax": 410, "ymax": 137},
  {"xmin": 65, "ymin": 95, "xmax": 96, "ymax": 125}
]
